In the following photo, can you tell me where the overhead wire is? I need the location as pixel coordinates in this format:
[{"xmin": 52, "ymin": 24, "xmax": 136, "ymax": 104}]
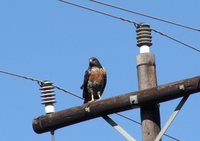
[
  {"xmin": 116, "ymin": 113, "xmax": 180, "ymax": 141},
  {"xmin": 0, "ymin": 70, "xmax": 42, "ymax": 84},
  {"xmin": 54, "ymin": 85, "xmax": 83, "ymax": 99},
  {"xmin": 58, "ymin": 0, "xmax": 200, "ymax": 53},
  {"xmin": 152, "ymin": 28, "xmax": 200, "ymax": 53},
  {"xmin": 58, "ymin": 0, "xmax": 138, "ymax": 26},
  {"xmin": 89, "ymin": 0, "xmax": 200, "ymax": 32},
  {"xmin": 0, "ymin": 69, "xmax": 83, "ymax": 100}
]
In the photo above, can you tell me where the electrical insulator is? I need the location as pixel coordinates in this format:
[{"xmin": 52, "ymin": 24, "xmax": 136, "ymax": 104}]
[
  {"xmin": 40, "ymin": 81, "xmax": 56, "ymax": 114},
  {"xmin": 136, "ymin": 24, "xmax": 152, "ymax": 53}
]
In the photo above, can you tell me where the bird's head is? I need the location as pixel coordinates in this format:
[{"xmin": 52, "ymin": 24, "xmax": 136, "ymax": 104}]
[{"xmin": 89, "ymin": 57, "xmax": 102, "ymax": 68}]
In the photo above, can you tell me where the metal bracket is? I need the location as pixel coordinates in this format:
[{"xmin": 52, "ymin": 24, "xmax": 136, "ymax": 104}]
[
  {"xmin": 179, "ymin": 84, "xmax": 185, "ymax": 91},
  {"xmin": 85, "ymin": 107, "xmax": 90, "ymax": 113},
  {"xmin": 102, "ymin": 115, "xmax": 137, "ymax": 141},
  {"xmin": 130, "ymin": 95, "xmax": 138, "ymax": 105},
  {"xmin": 154, "ymin": 95, "xmax": 189, "ymax": 141}
]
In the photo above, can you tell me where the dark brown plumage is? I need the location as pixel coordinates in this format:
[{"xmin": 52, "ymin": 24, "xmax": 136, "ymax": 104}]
[{"xmin": 81, "ymin": 57, "xmax": 107, "ymax": 103}]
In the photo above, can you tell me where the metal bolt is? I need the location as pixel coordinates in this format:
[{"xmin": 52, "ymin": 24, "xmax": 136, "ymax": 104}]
[
  {"xmin": 179, "ymin": 84, "xmax": 185, "ymax": 91},
  {"xmin": 85, "ymin": 107, "xmax": 90, "ymax": 113},
  {"xmin": 130, "ymin": 95, "xmax": 138, "ymax": 104}
]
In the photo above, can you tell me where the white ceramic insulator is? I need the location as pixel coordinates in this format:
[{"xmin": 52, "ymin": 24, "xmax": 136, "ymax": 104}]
[
  {"xmin": 140, "ymin": 45, "xmax": 150, "ymax": 53},
  {"xmin": 45, "ymin": 104, "xmax": 55, "ymax": 114}
]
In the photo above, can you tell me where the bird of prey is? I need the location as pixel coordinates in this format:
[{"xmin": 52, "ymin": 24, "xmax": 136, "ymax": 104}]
[{"xmin": 81, "ymin": 57, "xmax": 107, "ymax": 104}]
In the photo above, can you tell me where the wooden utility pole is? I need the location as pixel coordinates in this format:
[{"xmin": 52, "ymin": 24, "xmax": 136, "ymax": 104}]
[
  {"xmin": 32, "ymin": 24, "xmax": 200, "ymax": 141},
  {"xmin": 32, "ymin": 75, "xmax": 200, "ymax": 134},
  {"xmin": 136, "ymin": 24, "xmax": 161, "ymax": 141}
]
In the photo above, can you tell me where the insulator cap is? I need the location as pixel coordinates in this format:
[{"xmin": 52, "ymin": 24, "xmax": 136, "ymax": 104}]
[
  {"xmin": 136, "ymin": 24, "xmax": 152, "ymax": 47},
  {"xmin": 40, "ymin": 81, "xmax": 56, "ymax": 105}
]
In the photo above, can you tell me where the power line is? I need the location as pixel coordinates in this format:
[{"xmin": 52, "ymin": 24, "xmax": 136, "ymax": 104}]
[
  {"xmin": 54, "ymin": 85, "xmax": 83, "ymax": 99},
  {"xmin": 152, "ymin": 28, "xmax": 200, "ymax": 53},
  {"xmin": 0, "ymin": 70, "xmax": 42, "ymax": 83},
  {"xmin": 115, "ymin": 113, "xmax": 141, "ymax": 125},
  {"xmin": 58, "ymin": 0, "xmax": 138, "ymax": 26},
  {"xmin": 0, "ymin": 69, "xmax": 83, "ymax": 100},
  {"xmin": 89, "ymin": 0, "xmax": 200, "ymax": 32},
  {"xmin": 116, "ymin": 113, "xmax": 180, "ymax": 141},
  {"xmin": 58, "ymin": 0, "xmax": 200, "ymax": 53}
]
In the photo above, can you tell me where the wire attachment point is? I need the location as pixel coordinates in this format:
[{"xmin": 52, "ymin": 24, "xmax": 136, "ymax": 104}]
[{"xmin": 40, "ymin": 81, "xmax": 56, "ymax": 114}]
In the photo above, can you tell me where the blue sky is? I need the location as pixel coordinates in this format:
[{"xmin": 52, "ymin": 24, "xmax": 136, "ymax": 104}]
[{"xmin": 0, "ymin": 0, "xmax": 200, "ymax": 141}]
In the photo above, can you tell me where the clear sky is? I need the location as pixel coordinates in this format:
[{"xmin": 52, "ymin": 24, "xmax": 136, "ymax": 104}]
[{"xmin": 0, "ymin": 0, "xmax": 200, "ymax": 141}]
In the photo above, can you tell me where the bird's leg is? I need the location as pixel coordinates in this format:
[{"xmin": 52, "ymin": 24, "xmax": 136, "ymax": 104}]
[
  {"xmin": 97, "ymin": 91, "xmax": 101, "ymax": 100},
  {"xmin": 85, "ymin": 93, "xmax": 94, "ymax": 111},
  {"xmin": 91, "ymin": 93, "xmax": 95, "ymax": 101},
  {"xmin": 87, "ymin": 93, "xmax": 95, "ymax": 107}
]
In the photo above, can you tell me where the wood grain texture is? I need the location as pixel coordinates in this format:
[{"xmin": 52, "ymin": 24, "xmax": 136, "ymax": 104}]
[{"xmin": 136, "ymin": 53, "xmax": 161, "ymax": 141}]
